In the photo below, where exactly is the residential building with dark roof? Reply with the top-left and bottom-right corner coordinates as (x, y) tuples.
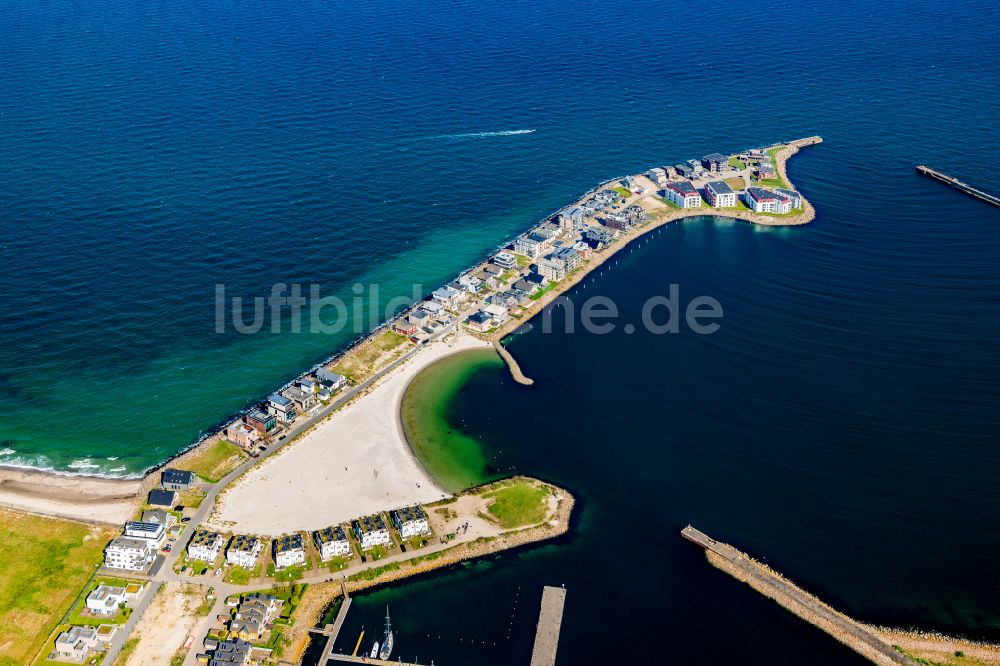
(744, 187), (791, 214)
(161, 468), (195, 491)
(702, 153), (727, 172)
(392, 506), (431, 538)
(704, 180), (737, 208)
(273, 533), (306, 569)
(663, 181), (703, 208)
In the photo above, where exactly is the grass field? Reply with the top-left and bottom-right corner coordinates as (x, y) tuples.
(482, 479), (551, 529)
(0, 508), (117, 666)
(331, 329), (409, 382)
(181, 439), (246, 483)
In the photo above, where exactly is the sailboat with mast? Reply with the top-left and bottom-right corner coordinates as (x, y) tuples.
(379, 606), (394, 660)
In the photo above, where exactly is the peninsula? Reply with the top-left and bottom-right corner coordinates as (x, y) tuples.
(2, 138), (823, 666)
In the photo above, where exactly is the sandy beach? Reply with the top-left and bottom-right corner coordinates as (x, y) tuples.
(207, 332), (491, 534)
(0, 467), (139, 524)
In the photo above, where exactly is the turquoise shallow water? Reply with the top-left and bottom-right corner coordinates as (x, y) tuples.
(3, 0), (999, 475)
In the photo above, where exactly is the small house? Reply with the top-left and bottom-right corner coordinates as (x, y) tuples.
(161, 468), (195, 491)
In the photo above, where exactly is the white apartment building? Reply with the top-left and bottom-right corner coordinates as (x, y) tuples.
(704, 181), (737, 208)
(392, 506), (431, 539)
(745, 187), (792, 214)
(352, 515), (391, 551)
(104, 537), (155, 571)
(226, 535), (263, 569)
(662, 181), (703, 208)
(313, 526), (352, 560)
(188, 530), (224, 563)
(273, 534), (306, 569)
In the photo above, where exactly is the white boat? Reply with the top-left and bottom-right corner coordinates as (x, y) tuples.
(368, 640), (379, 659)
(379, 606), (394, 660)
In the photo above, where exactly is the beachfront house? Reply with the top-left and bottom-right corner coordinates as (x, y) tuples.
(273, 533), (306, 569)
(465, 310), (494, 333)
(704, 181), (737, 208)
(226, 422), (261, 450)
(316, 367), (348, 391)
(702, 153), (727, 172)
(775, 188), (802, 209)
(86, 585), (127, 616)
(395, 319), (418, 336)
(161, 468), (195, 491)
(245, 409), (277, 435)
(494, 251), (518, 270)
(352, 514), (391, 551)
(267, 394), (296, 425)
(54, 626), (100, 662)
(281, 385), (316, 414)
(226, 535), (263, 569)
(141, 508), (167, 524)
(602, 213), (632, 231)
(147, 489), (177, 508)
(662, 181), (703, 208)
(188, 529), (224, 563)
(557, 206), (584, 231)
(457, 273), (482, 293)
(431, 286), (461, 308)
(674, 164), (693, 178)
(391, 506), (431, 539)
(646, 167), (668, 187)
(512, 278), (538, 295)
(744, 187), (792, 214)
(313, 525), (351, 560)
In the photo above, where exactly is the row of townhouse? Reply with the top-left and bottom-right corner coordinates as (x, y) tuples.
(233, 368), (349, 438)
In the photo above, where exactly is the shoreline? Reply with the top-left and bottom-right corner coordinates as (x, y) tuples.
(206, 333), (490, 534)
(0, 136), (821, 521)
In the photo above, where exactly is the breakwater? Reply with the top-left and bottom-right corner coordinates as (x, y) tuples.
(493, 340), (534, 385)
(916, 165), (1000, 208)
(681, 525), (913, 665)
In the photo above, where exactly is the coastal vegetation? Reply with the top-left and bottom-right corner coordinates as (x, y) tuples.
(182, 439), (246, 483)
(0, 508), (116, 666)
(330, 329), (410, 382)
(482, 478), (551, 528)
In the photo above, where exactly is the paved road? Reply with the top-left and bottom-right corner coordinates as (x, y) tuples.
(100, 312), (478, 666)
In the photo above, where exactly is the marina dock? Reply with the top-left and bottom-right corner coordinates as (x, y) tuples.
(315, 581), (353, 665)
(681, 525), (914, 666)
(529, 586), (567, 666)
(916, 165), (1000, 207)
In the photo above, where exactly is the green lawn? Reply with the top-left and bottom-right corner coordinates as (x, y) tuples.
(181, 439), (246, 483)
(223, 564), (259, 585)
(482, 480), (551, 529)
(529, 282), (559, 301)
(0, 508), (117, 666)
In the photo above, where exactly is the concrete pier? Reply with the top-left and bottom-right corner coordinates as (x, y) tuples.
(917, 165), (1000, 207)
(529, 586), (567, 666)
(681, 525), (914, 666)
(317, 580), (353, 665)
(493, 340), (535, 385)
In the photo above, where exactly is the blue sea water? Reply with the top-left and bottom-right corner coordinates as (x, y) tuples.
(2, 0), (1000, 662)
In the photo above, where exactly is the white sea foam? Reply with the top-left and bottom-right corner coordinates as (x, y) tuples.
(106, 456), (119, 461)
(421, 129), (536, 140)
(108, 466), (127, 473)
(0, 448), (14, 456)
(67, 458), (101, 470)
